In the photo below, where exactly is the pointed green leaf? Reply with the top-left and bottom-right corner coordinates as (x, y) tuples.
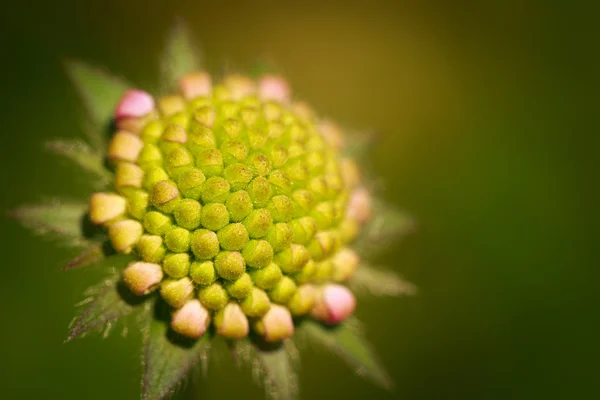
(67, 255), (142, 341)
(62, 241), (107, 271)
(296, 318), (392, 390)
(232, 338), (299, 400)
(356, 201), (416, 256)
(11, 201), (98, 247)
(141, 300), (212, 400)
(64, 60), (130, 149)
(161, 20), (203, 90)
(348, 265), (417, 297)
(46, 139), (112, 187)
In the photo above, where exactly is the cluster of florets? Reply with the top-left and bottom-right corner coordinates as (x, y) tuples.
(89, 71), (373, 341)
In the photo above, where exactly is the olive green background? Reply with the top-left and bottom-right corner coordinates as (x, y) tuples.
(1, 1), (597, 399)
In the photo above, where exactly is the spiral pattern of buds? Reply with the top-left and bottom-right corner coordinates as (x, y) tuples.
(89, 71), (372, 341)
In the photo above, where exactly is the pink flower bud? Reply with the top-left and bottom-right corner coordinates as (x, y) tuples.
(171, 299), (210, 339)
(258, 75), (290, 103)
(114, 89), (155, 120)
(346, 187), (372, 224)
(255, 304), (294, 342)
(179, 72), (212, 100)
(123, 262), (163, 295)
(311, 284), (356, 325)
(89, 193), (126, 225)
(215, 301), (249, 339)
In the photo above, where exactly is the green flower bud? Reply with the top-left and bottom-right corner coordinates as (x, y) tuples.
(176, 168), (206, 199)
(136, 235), (167, 263)
(243, 209), (273, 238)
(160, 123), (187, 144)
(224, 273), (253, 299)
(340, 158), (361, 190)
(143, 211), (173, 236)
(198, 282), (229, 310)
(291, 259), (317, 284)
(287, 284), (316, 316)
(247, 153), (271, 176)
(171, 299), (210, 339)
(214, 302), (249, 339)
(285, 160), (309, 182)
(290, 216), (317, 245)
(115, 162), (144, 194)
(265, 222), (292, 252)
(200, 203), (229, 231)
(339, 219), (360, 244)
(126, 189), (149, 220)
(270, 146), (288, 168)
(240, 287), (271, 317)
(109, 219), (143, 253)
(196, 148), (223, 177)
(193, 105), (216, 128)
(254, 304), (294, 342)
(137, 143), (163, 169)
(291, 189), (314, 217)
(214, 251), (245, 280)
(123, 262), (163, 295)
(173, 199), (202, 230)
(190, 260), (217, 286)
(160, 277), (194, 308)
(247, 176), (273, 208)
(220, 140), (248, 165)
(267, 195), (294, 222)
(250, 262), (283, 290)
(332, 248), (360, 282)
(163, 253), (191, 278)
(314, 260), (334, 282)
(190, 229), (220, 260)
(224, 163), (253, 190)
(187, 125), (215, 153)
(158, 96), (186, 117)
(225, 190), (253, 222)
(165, 146), (193, 179)
(141, 120), (164, 144)
(274, 244), (310, 274)
(307, 232), (336, 261)
(89, 193), (126, 225)
(217, 223), (249, 251)
(164, 227), (191, 253)
(242, 240), (274, 268)
(201, 176), (230, 203)
(311, 201), (335, 229)
(268, 276), (297, 304)
(143, 167), (169, 191)
(108, 131), (143, 162)
(268, 170), (292, 195)
(150, 180), (180, 213)
(247, 127), (268, 149)
(220, 118), (242, 139)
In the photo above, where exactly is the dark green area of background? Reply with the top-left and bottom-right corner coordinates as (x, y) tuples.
(0, 1), (597, 399)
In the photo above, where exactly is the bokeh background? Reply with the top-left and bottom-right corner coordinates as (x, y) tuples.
(1, 1), (597, 399)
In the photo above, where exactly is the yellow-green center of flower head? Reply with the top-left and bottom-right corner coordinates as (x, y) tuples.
(89, 72), (370, 341)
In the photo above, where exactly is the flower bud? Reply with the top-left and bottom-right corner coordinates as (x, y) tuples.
(224, 273), (253, 299)
(136, 234), (167, 263)
(240, 287), (271, 317)
(311, 284), (356, 325)
(314, 260), (334, 282)
(243, 209), (273, 239)
(265, 223), (292, 252)
(189, 229), (220, 260)
(291, 259), (317, 284)
(311, 202), (335, 229)
(290, 216), (317, 245)
(163, 253), (191, 278)
(158, 95), (186, 117)
(187, 125), (216, 153)
(123, 261), (163, 295)
(179, 72), (212, 100)
(331, 248), (360, 282)
(126, 189), (149, 220)
(160, 277), (194, 308)
(108, 131), (143, 162)
(193, 106), (216, 128)
(165, 146), (193, 179)
(287, 284), (316, 316)
(275, 244), (310, 273)
(198, 282), (229, 310)
(254, 304), (294, 342)
(224, 74), (256, 100)
(171, 299), (210, 339)
(164, 227), (191, 253)
(217, 223), (249, 251)
(214, 251), (245, 280)
(250, 262), (283, 290)
(89, 193), (126, 225)
(177, 168), (206, 200)
(109, 219), (143, 253)
(258, 75), (290, 103)
(143, 167), (170, 191)
(143, 211), (173, 236)
(225, 190), (253, 222)
(196, 148), (224, 177)
(150, 181), (180, 213)
(346, 187), (372, 224)
(200, 203), (229, 231)
(115, 89), (155, 122)
(215, 302), (249, 339)
(247, 153), (271, 177)
(115, 162), (144, 194)
(268, 276), (297, 304)
(317, 121), (344, 151)
(173, 199), (202, 230)
(307, 232), (336, 261)
(220, 119), (243, 139)
(338, 219), (359, 244)
(267, 195), (294, 222)
(242, 240), (274, 268)
(224, 163), (253, 190)
(189, 260), (217, 285)
(201, 177), (230, 203)
(247, 177), (273, 208)
(220, 140), (248, 165)
(141, 120), (164, 144)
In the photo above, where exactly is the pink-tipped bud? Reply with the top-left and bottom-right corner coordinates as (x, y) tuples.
(311, 284), (356, 325)
(258, 75), (290, 103)
(254, 304), (294, 342)
(346, 187), (372, 224)
(108, 131), (144, 163)
(171, 299), (211, 339)
(318, 121), (345, 150)
(223, 74), (256, 100)
(89, 193), (126, 225)
(115, 89), (155, 120)
(179, 72), (212, 100)
(332, 248), (360, 282)
(123, 262), (163, 295)
(215, 301), (249, 339)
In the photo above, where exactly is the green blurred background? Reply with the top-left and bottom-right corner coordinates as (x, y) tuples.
(1, 1), (597, 399)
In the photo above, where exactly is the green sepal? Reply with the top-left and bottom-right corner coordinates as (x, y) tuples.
(232, 338), (299, 400)
(62, 240), (108, 271)
(342, 129), (378, 161)
(295, 317), (392, 390)
(348, 265), (417, 297)
(11, 200), (100, 248)
(46, 139), (112, 187)
(141, 298), (212, 400)
(64, 60), (131, 150)
(66, 254), (143, 341)
(161, 19), (203, 91)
